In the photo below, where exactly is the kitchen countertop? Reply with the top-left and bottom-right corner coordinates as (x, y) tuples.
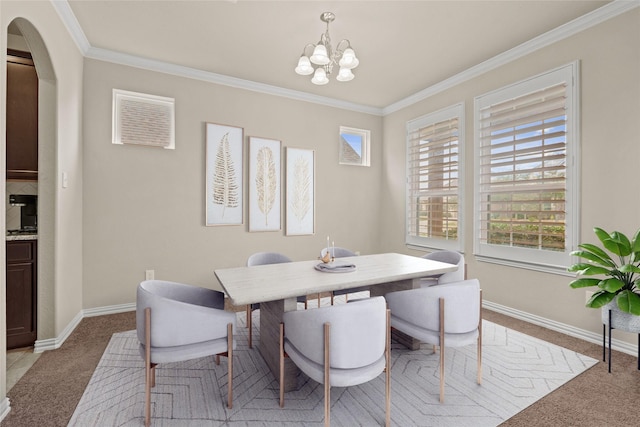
(6, 234), (38, 241)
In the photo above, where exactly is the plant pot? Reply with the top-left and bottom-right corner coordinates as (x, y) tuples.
(601, 301), (640, 333)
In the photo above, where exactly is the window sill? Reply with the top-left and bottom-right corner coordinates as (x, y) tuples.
(475, 254), (575, 277)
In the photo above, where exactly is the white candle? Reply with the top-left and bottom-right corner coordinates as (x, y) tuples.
(332, 241), (335, 259)
(327, 236), (330, 254)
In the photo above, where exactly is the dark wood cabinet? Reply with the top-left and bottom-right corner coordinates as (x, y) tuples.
(6, 49), (38, 181)
(6, 240), (37, 349)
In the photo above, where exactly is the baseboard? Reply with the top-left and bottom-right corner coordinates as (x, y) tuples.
(33, 303), (135, 353)
(34, 310), (83, 353)
(0, 397), (11, 423)
(83, 302), (135, 317)
(483, 300), (639, 357)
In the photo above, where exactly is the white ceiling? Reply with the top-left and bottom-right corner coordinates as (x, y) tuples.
(63, 0), (610, 110)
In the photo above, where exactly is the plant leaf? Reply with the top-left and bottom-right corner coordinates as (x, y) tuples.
(604, 231), (632, 257)
(598, 278), (625, 293)
(587, 290), (615, 308)
(593, 227), (610, 245)
(615, 290), (640, 315)
(569, 278), (601, 288)
(632, 228), (640, 253)
(567, 263), (610, 275)
(571, 248), (615, 267)
(619, 264), (640, 274)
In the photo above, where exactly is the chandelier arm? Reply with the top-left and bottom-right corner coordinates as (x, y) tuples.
(301, 43), (316, 57)
(334, 39), (352, 56)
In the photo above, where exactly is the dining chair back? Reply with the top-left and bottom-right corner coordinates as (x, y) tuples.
(136, 279), (236, 426)
(279, 296), (390, 426)
(420, 250), (466, 286)
(385, 279), (481, 403)
(246, 252), (306, 348)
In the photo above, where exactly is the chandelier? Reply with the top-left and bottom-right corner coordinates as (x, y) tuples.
(294, 12), (359, 85)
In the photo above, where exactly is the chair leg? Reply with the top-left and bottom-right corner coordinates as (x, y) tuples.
(144, 308), (152, 427)
(227, 323), (233, 409)
(324, 322), (331, 427)
(477, 290), (483, 385)
(247, 305), (253, 349)
(385, 309), (391, 427)
(279, 322), (285, 408)
(439, 298), (445, 403)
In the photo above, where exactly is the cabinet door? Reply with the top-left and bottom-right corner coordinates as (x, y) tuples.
(6, 241), (37, 349)
(6, 51), (38, 181)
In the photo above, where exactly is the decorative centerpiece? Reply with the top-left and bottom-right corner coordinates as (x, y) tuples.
(568, 227), (640, 330)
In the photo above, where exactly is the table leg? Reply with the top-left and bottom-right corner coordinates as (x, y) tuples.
(369, 278), (422, 350)
(259, 297), (300, 392)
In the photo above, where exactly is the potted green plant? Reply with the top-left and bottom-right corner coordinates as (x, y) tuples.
(568, 227), (640, 330)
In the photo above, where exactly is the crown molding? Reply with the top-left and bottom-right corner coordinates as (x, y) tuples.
(51, 0), (638, 116)
(382, 0), (640, 115)
(50, 0), (90, 54)
(85, 46), (383, 116)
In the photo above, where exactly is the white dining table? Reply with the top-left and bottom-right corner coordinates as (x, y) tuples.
(214, 252), (457, 391)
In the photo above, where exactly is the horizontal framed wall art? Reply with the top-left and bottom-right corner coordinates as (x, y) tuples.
(249, 136), (282, 232)
(205, 122), (244, 226)
(285, 147), (315, 236)
(339, 126), (370, 167)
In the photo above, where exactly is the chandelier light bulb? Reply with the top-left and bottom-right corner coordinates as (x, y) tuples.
(295, 56), (314, 75)
(336, 67), (355, 82)
(311, 67), (329, 85)
(338, 48), (359, 69)
(310, 44), (330, 65)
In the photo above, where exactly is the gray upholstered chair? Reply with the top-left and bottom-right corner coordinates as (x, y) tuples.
(136, 280), (236, 426)
(320, 247), (368, 304)
(279, 296), (390, 427)
(420, 250), (466, 287)
(246, 252), (307, 348)
(385, 279), (482, 403)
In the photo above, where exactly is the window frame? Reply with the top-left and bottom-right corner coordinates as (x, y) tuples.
(406, 103), (465, 251)
(473, 62), (580, 273)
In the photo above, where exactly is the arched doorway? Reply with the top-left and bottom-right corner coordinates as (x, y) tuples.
(4, 17), (56, 359)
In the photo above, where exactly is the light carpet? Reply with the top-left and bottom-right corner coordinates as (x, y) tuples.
(69, 305), (597, 426)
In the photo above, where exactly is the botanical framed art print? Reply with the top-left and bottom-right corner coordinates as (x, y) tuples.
(205, 122), (244, 226)
(285, 147), (315, 236)
(248, 136), (281, 232)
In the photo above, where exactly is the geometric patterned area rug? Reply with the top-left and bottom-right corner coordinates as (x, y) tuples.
(69, 304), (597, 426)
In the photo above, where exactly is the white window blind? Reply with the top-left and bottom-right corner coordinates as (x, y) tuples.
(474, 63), (579, 270)
(406, 104), (463, 250)
(112, 89), (175, 149)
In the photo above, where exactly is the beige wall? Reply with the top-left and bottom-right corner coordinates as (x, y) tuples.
(81, 59), (383, 308)
(1, 0), (84, 407)
(382, 9), (640, 344)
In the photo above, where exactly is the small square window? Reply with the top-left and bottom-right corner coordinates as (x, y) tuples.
(339, 126), (370, 166)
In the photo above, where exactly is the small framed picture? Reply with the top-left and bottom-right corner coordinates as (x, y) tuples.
(249, 136), (282, 232)
(339, 126), (370, 167)
(205, 122), (244, 226)
(286, 147), (315, 236)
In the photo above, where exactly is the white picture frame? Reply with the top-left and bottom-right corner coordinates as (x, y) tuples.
(249, 136), (281, 232)
(286, 147), (315, 236)
(205, 122), (244, 226)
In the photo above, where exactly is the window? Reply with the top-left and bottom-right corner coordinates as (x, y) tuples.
(112, 89), (175, 149)
(474, 63), (579, 271)
(406, 103), (464, 250)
